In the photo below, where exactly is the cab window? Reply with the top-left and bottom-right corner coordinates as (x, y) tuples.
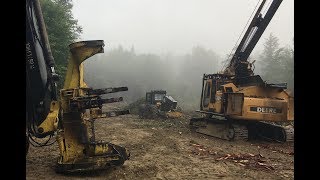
(203, 81), (211, 107)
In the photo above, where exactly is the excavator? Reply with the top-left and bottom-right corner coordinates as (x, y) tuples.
(190, 0), (294, 142)
(26, 0), (130, 173)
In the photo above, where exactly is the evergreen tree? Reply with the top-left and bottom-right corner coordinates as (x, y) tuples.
(259, 33), (294, 92)
(40, 0), (82, 89)
(260, 33), (282, 82)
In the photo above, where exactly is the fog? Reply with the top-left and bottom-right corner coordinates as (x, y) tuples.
(72, 0), (293, 55)
(72, 0), (293, 109)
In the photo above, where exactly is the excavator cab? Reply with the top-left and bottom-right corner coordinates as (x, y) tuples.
(194, 72), (294, 142)
(200, 74), (267, 113)
(200, 74), (233, 114)
(146, 90), (167, 105)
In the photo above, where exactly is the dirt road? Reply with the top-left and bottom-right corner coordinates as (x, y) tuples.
(27, 114), (293, 179)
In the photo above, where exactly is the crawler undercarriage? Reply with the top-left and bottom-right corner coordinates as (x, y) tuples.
(190, 114), (294, 143)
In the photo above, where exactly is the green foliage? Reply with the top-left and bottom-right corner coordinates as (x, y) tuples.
(40, 0), (82, 89)
(258, 33), (294, 92)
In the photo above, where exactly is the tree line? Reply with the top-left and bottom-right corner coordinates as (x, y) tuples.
(41, 0), (294, 110)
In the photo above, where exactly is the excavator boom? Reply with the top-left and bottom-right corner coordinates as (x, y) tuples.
(225, 0), (283, 78)
(26, 0), (59, 140)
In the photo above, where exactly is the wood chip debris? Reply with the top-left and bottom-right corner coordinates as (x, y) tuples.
(216, 153), (275, 171)
(259, 144), (294, 155)
(189, 143), (277, 171)
(190, 143), (218, 156)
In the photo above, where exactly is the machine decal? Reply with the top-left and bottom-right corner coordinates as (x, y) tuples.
(250, 107), (282, 114)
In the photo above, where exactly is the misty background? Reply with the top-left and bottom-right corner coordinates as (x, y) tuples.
(43, 0), (294, 110)
(72, 0), (293, 56)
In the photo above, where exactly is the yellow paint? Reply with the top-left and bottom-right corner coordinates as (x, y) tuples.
(63, 41), (104, 89)
(38, 101), (60, 134)
(166, 111), (183, 118)
(201, 78), (294, 122)
(56, 40), (128, 168)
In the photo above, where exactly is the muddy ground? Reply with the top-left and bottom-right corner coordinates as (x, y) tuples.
(27, 111), (293, 179)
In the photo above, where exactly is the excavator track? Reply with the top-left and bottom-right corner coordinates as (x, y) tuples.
(248, 121), (294, 143)
(284, 125), (294, 142)
(190, 117), (293, 142)
(232, 124), (248, 141)
(190, 117), (248, 141)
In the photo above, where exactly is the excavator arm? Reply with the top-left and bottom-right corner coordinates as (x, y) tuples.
(224, 0), (283, 78)
(26, 0), (59, 140)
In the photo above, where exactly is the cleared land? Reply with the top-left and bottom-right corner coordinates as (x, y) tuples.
(27, 112), (293, 180)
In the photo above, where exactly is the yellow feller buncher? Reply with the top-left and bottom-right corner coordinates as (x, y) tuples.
(190, 0), (294, 142)
(26, 0), (129, 173)
(138, 90), (183, 119)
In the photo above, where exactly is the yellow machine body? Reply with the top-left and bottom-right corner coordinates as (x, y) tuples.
(31, 40), (130, 173)
(190, 0), (293, 142)
(139, 90), (183, 119)
(201, 78), (294, 122)
(190, 74), (294, 142)
(26, 0), (129, 174)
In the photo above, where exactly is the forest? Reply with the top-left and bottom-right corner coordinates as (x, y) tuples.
(40, 0), (294, 110)
(83, 35), (294, 110)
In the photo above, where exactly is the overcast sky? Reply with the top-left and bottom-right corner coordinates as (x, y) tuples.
(72, 0), (293, 56)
